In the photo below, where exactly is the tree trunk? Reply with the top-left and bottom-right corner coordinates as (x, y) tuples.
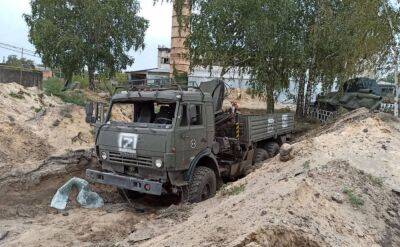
(88, 66), (95, 91)
(62, 71), (73, 91)
(304, 70), (315, 116)
(266, 83), (275, 113)
(296, 74), (306, 118)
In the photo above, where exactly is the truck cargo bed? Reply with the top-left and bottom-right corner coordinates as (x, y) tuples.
(238, 113), (295, 143)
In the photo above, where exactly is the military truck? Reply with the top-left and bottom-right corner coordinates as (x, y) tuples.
(85, 80), (294, 203)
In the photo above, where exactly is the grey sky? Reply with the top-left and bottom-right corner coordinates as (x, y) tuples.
(0, 0), (172, 70)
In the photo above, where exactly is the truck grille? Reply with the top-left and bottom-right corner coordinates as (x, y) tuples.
(108, 151), (153, 167)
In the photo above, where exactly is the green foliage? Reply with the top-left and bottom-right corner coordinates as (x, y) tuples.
(43, 78), (87, 106)
(72, 74), (89, 89)
(24, 0), (149, 89)
(5, 55), (35, 69)
(9, 92), (25, 100)
(32, 106), (43, 113)
(367, 174), (384, 187)
(167, 0), (397, 114)
(303, 160), (311, 170)
(343, 188), (364, 207)
(221, 183), (246, 196)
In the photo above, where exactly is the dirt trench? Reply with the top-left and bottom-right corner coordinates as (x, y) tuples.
(0, 150), (96, 219)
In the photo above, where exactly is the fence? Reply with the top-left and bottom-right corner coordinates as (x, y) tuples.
(0, 65), (42, 87)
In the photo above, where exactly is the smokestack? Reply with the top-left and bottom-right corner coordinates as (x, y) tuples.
(170, 0), (190, 82)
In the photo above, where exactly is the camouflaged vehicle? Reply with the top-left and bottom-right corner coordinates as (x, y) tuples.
(315, 77), (383, 112)
(85, 80), (294, 202)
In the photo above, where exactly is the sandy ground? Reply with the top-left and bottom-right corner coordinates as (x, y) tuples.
(223, 88), (296, 114)
(0, 83), (399, 246)
(134, 109), (400, 247)
(0, 83), (93, 180)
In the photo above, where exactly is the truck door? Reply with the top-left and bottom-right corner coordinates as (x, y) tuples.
(175, 103), (207, 170)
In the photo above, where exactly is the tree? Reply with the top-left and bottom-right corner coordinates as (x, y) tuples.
(5, 55), (35, 69)
(294, 0), (395, 117)
(188, 0), (300, 113)
(25, 0), (148, 91)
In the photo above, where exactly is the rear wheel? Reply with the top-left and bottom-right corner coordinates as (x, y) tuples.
(253, 148), (270, 164)
(183, 166), (217, 203)
(264, 142), (280, 157)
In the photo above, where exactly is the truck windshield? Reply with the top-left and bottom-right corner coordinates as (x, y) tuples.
(108, 101), (177, 128)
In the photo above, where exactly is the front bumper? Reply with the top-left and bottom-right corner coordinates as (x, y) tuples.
(86, 169), (163, 195)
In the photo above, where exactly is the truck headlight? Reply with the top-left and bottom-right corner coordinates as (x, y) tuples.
(100, 151), (107, 160)
(155, 159), (163, 168)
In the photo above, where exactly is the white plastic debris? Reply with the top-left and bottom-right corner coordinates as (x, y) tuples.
(50, 177), (104, 210)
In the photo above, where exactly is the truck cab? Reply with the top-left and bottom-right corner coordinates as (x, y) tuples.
(86, 81), (294, 202)
(86, 86), (221, 202)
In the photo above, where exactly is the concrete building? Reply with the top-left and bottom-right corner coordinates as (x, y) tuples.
(126, 46), (251, 89)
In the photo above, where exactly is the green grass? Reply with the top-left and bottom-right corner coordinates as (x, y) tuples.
(221, 184), (246, 196)
(9, 92), (25, 99)
(42, 78), (87, 106)
(303, 160), (311, 170)
(33, 107), (43, 113)
(367, 174), (384, 187)
(343, 188), (364, 207)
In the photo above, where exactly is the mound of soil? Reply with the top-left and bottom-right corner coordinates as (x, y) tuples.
(132, 109), (400, 246)
(0, 83), (93, 178)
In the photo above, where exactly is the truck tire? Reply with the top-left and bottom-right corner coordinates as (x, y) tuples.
(253, 148), (270, 164)
(118, 188), (144, 200)
(264, 142), (280, 157)
(184, 166), (217, 203)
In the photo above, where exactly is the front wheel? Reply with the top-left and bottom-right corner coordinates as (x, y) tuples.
(182, 166), (217, 203)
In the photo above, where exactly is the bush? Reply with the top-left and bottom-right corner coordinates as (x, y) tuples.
(343, 188), (364, 207)
(220, 183), (246, 196)
(42, 78), (87, 106)
(72, 74), (89, 89)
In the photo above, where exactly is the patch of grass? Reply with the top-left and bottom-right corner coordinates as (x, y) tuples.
(221, 183), (246, 196)
(343, 188), (364, 207)
(303, 160), (311, 170)
(9, 92), (24, 99)
(33, 107), (43, 113)
(43, 78), (87, 106)
(367, 174), (384, 187)
(72, 74), (89, 89)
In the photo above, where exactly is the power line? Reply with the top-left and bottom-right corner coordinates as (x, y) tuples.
(0, 42), (36, 54)
(0, 42), (40, 58)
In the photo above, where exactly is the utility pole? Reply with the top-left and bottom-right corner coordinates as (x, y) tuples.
(20, 48), (24, 85)
(383, 1), (399, 117)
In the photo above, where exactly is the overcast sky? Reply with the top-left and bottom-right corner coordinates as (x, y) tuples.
(0, 0), (172, 70)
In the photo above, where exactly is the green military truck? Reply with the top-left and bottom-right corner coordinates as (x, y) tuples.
(85, 80), (294, 202)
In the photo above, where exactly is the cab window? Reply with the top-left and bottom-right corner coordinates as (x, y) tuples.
(179, 104), (203, 126)
(189, 105), (203, 126)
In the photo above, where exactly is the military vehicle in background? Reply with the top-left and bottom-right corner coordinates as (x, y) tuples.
(312, 77), (383, 122)
(85, 80), (294, 203)
(378, 81), (396, 113)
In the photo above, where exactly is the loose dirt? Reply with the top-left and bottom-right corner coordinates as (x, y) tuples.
(0, 83), (93, 180)
(130, 109), (400, 247)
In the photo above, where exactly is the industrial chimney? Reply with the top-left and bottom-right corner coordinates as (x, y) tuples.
(170, 0), (190, 82)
